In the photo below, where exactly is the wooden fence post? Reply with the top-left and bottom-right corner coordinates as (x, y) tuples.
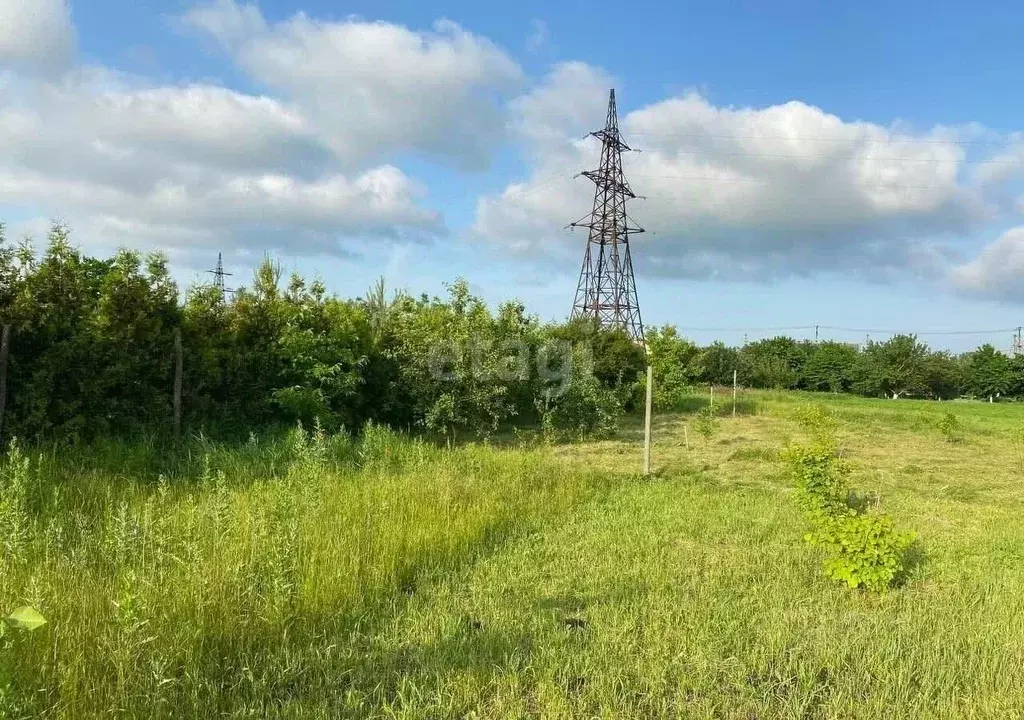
(0, 324), (10, 446)
(173, 328), (182, 442)
(732, 370), (738, 418)
(643, 365), (653, 476)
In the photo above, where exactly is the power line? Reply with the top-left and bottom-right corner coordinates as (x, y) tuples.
(621, 130), (1004, 147)
(672, 324), (1020, 337)
(621, 148), (1022, 166)
(631, 173), (965, 190)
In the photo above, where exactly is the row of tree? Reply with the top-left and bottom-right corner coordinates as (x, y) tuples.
(0, 225), (646, 443)
(647, 326), (1021, 406)
(2, 224), (1019, 444)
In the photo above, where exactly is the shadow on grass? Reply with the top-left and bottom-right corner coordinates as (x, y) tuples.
(662, 396), (762, 416)
(896, 542), (928, 587)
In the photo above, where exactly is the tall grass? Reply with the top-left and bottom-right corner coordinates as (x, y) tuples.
(0, 425), (621, 717)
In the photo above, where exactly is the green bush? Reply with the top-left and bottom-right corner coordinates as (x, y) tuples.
(805, 509), (915, 591)
(786, 405), (916, 592)
(538, 346), (621, 442)
(692, 406), (719, 443)
(937, 412), (963, 444)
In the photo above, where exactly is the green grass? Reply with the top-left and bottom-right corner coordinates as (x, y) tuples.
(3, 392), (1024, 717)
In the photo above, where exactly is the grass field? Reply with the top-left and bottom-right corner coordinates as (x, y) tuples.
(1, 392), (1023, 718)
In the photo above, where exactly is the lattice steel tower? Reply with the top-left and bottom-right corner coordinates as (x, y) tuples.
(207, 253), (233, 297)
(569, 89), (645, 344)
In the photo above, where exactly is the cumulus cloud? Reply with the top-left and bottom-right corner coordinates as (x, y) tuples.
(474, 62), (994, 282)
(950, 227), (1024, 302)
(181, 0), (523, 170)
(0, 67), (441, 259)
(1, 4), (503, 265)
(0, 0), (75, 74)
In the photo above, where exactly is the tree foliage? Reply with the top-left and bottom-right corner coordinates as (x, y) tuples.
(3, 223), (1024, 447)
(0, 226), (639, 443)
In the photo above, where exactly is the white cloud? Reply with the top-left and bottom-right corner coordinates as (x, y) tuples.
(0, 66), (441, 263)
(950, 227), (1024, 301)
(526, 19), (549, 53)
(181, 0), (523, 170)
(474, 62), (993, 281)
(0, 0), (75, 74)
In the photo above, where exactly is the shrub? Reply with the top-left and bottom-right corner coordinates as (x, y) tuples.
(786, 406), (916, 592)
(537, 346), (621, 442)
(937, 412), (963, 444)
(805, 510), (915, 591)
(692, 406), (719, 443)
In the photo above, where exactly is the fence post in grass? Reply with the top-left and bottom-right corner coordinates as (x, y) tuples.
(710, 384), (714, 409)
(644, 365), (653, 476)
(0, 324), (9, 446)
(173, 327), (182, 442)
(733, 370), (738, 418)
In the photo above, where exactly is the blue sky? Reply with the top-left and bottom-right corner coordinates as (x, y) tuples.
(5, 0), (1024, 351)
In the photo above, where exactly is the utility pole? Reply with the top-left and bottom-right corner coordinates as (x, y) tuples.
(569, 89), (646, 344)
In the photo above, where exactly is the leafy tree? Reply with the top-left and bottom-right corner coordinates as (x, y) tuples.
(803, 341), (859, 393)
(923, 350), (964, 400)
(550, 319), (645, 393)
(698, 341), (740, 386)
(740, 337), (806, 389)
(965, 344), (1012, 402)
(853, 334), (930, 399)
(646, 325), (702, 410)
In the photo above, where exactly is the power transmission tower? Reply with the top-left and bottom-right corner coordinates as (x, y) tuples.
(206, 253), (233, 298)
(569, 89), (645, 344)
(1013, 327), (1023, 357)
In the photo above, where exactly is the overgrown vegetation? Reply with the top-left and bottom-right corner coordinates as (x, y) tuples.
(0, 224), (643, 444)
(3, 223), (1022, 448)
(0, 425), (621, 716)
(2, 389), (1024, 716)
(786, 405), (915, 591)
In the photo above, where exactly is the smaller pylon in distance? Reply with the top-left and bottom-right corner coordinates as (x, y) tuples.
(206, 252), (233, 297)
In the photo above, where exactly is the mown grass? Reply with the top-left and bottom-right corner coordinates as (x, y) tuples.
(3, 391), (1024, 718)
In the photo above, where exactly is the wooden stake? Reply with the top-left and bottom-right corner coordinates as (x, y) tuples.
(0, 325), (10, 446)
(684, 424), (689, 450)
(732, 369), (738, 418)
(643, 365), (653, 476)
(710, 384), (714, 408)
(173, 328), (183, 442)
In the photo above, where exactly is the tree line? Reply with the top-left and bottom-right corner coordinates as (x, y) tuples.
(1, 224), (1019, 444)
(0, 225), (646, 444)
(647, 325), (1022, 407)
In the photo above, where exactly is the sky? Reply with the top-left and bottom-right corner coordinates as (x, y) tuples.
(4, 0), (1024, 351)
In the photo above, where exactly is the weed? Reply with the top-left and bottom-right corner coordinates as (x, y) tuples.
(693, 407), (720, 443)
(937, 412), (963, 444)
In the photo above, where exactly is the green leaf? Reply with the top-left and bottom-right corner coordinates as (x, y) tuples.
(6, 606), (47, 631)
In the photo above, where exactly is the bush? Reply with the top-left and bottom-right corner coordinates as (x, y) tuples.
(786, 405), (916, 592)
(805, 509), (915, 592)
(692, 406), (719, 443)
(537, 345), (621, 442)
(937, 412), (963, 444)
